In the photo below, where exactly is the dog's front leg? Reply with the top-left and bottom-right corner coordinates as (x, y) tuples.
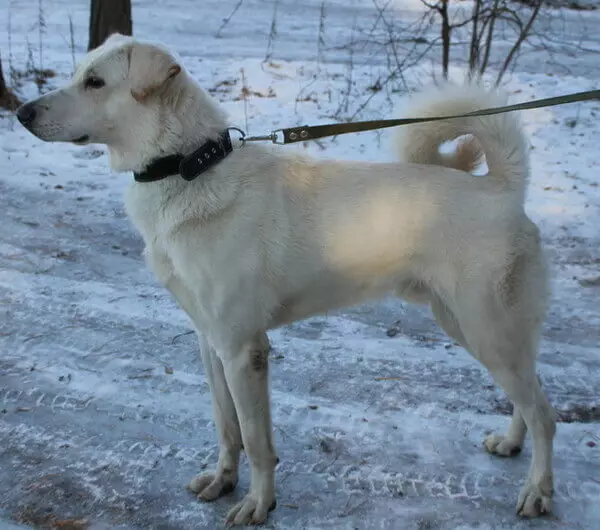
(188, 334), (243, 501)
(159, 272), (243, 501)
(217, 332), (277, 526)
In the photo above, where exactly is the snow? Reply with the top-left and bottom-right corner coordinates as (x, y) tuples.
(1, 0), (599, 529)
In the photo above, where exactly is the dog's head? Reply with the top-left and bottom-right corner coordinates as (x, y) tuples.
(17, 34), (185, 166)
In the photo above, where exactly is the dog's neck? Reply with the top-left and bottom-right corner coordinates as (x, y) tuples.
(108, 72), (229, 174)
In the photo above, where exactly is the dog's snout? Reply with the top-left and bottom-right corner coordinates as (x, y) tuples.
(16, 103), (37, 127)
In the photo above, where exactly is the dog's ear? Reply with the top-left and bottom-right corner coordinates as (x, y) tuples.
(128, 44), (181, 102)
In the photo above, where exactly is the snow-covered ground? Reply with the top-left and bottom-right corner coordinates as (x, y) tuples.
(1, 0), (599, 529)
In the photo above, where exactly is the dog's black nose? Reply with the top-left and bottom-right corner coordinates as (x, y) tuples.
(16, 104), (37, 126)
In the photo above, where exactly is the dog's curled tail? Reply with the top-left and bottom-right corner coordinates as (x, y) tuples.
(395, 84), (529, 203)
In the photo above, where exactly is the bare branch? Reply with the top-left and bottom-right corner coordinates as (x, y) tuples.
(496, 0), (543, 84)
(480, 0), (500, 76)
(215, 0), (244, 38)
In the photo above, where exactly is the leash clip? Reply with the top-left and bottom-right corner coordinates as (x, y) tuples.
(243, 131), (281, 144)
(232, 128), (286, 145)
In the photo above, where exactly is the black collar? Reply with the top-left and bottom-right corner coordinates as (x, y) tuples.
(133, 130), (234, 183)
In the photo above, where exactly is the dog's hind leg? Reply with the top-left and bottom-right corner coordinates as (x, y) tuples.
(452, 245), (555, 517)
(482, 360), (555, 517)
(431, 294), (469, 349)
(431, 295), (528, 456)
(484, 380), (548, 459)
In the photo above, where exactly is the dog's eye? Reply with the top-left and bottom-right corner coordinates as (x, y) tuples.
(84, 76), (105, 90)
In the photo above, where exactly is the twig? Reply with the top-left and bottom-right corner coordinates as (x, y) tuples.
(295, 0), (327, 115)
(171, 330), (195, 345)
(334, 16), (358, 119)
(68, 15), (76, 75)
(264, 0), (280, 64)
(215, 0), (244, 38)
(37, 0), (45, 93)
(346, 36), (439, 122)
(8, 3), (14, 87)
(240, 67), (249, 133)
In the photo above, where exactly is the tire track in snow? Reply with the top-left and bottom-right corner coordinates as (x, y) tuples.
(1, 373), (597, 512)
(1, 416), (597, 523)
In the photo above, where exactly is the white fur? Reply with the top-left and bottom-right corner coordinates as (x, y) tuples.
(19, 36), (557, 525)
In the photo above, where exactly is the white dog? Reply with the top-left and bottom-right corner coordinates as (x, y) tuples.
(18, 34), (556, 526)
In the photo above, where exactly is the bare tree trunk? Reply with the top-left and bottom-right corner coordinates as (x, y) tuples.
(0, 54), (20, 110)
(439, 0), (450, 80)
(468, 0), (482, 76)
(479, 0), (500, 76)
(88, 0), (132, 51)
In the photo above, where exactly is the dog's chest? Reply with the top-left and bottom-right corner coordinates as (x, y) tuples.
(123, 184), (180, 284)
(124, 183), (167, 243)
(124, 182), (239, 296)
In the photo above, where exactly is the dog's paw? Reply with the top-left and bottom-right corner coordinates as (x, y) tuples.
(225, 493), (276, 526)
(516, 477), (553, 517)
(187, 469), (237, 501)
(483, 433), (522, 457)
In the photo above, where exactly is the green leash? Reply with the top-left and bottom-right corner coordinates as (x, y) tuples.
(241, 89), (600, 145)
